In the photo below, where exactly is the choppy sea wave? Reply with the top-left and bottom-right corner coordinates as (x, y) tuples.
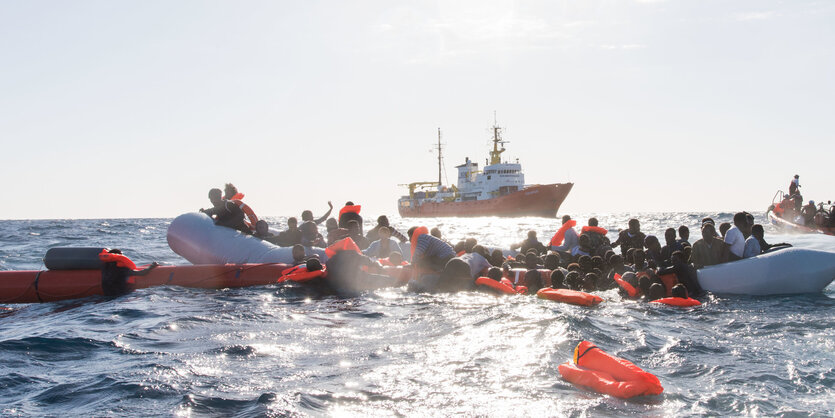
(1, 212), (834, 416)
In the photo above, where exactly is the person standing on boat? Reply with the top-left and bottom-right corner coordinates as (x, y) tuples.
(789, 175), (801, 196)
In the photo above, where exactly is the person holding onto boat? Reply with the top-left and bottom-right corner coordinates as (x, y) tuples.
(408, 226), (457, 274)
(691, 223), (728, 268)
(254, 220), (281, 245)
(657, 250), (702, 296)
(801, 200), (818, 225)
(200, 188), (251, 234)
(611, 219), (646, 256)
(750, 224), (791, 253)
(724, 212), (752, 261)
(366, 216), (408, 243)
(346, 220), (370, 250)
(223, 183), (259, 233)
(550, 215), (579, 253)
(511, 230), (547, 254)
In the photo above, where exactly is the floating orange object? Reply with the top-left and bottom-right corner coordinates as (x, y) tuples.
(558, 341), (663, 399)
(537, 288), (602, 306)
(276, 265), (327, 284)
(475, 277), (517, 294)
(613, 273), (639, 298)
(651, 297), (701, 307)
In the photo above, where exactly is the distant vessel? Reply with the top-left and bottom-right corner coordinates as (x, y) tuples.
(398, 119), (573, 218)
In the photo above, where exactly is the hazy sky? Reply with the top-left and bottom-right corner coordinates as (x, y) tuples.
(1, 0), (833, 220)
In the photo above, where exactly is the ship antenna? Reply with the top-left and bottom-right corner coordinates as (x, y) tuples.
(437, 128), (442, 186)
(489, 113), (508, 165)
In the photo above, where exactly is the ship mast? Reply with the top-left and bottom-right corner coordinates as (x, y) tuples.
(437, 128), (442, 185)
(489, 113), (507, 165)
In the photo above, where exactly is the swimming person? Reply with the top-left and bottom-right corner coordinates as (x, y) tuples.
(200, 188), (251, 234)
(277, 217), (302, 246)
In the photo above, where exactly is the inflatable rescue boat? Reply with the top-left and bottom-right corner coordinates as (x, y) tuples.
(696, 248), (835, 295)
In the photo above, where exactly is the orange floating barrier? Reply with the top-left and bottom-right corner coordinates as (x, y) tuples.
(558, 341), (663, 399)
(475, 277), (517, 295)
(650, 297), (701, 307)
(537, 288), (602, 306)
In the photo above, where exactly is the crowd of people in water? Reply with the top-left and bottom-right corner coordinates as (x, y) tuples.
(199, 183), (797, 302)
(771, 175), (835, 228)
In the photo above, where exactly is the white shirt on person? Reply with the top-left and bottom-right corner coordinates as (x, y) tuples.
(724, 226), (745, 258)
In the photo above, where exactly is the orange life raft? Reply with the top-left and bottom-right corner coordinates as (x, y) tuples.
(537, 288), (603, 306)
(475, 277), (518, 295)
(558, 341), (664, 399)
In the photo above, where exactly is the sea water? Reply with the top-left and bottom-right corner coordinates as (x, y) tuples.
(1, 212), (833, 416)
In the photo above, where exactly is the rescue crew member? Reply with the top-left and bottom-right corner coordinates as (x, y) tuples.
(200, 188), (251, 234)
(223, 183), (259, 232)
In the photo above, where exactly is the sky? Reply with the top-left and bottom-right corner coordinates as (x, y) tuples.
(1, 0), (833, 220)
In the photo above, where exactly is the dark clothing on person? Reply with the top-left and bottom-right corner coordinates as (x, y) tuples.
(659, 241), (685, 267)
(366, 225), (408, 243)
(611, 230), (646, 255)
(203, 201), (250, 234)
(658, 261), (703, 296)
(277, 228), (302, 247)
(514, 237), (547, 254)
(338, 212), (363, 235)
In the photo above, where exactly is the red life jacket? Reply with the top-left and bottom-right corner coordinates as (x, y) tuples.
(581, 225), (608, 235)
(550, 220), (577, 247)
(325, 237), (362, 258)
(339, 205), (361, 218)
(98, 249), (137, 270)
(277, 265), (326, 283)
(410, 226), (429, 258)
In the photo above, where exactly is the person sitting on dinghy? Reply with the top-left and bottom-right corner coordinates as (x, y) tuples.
(200, 188), (251, 234)
(691, 223), (728, 269)
(723, 212), (751, 261)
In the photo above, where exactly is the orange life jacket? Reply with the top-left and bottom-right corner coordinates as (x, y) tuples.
(651, 297), (701, 307)
(658, 273), (678, 297)
(230, 199), (258, 230)
(325, 237), (362, 258)
(550, 220), (577, 247)
(613, 273), (639, 298)
(558, 341), (664, 399)
(339, 205), (361, 218)
(581, 225), (608, 235)
(410, 226), (429, 258)
(504, 268), (528, 286)
(475, 277), (517, 295)
(277, 265), (327, 283)
(98, 249), (137, 270)
(537, 288), (603, 306)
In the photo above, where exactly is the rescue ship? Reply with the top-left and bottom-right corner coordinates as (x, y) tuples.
(398, 120), (573, 218)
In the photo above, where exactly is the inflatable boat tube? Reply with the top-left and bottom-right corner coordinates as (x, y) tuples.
(0, 263), (290, 304)
(558, 341), (663, 399)
(167, 212), (327, 265)
(537, 288), (602, 306)
(696, 248), (835, 295)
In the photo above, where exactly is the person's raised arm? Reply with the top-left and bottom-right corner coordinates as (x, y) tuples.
(314, 201), (334, 225)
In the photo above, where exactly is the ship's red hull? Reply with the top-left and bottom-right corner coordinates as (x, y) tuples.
(398, 183), (573, 218)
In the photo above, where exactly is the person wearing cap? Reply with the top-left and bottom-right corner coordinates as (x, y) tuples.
(789, 175), (801, 196)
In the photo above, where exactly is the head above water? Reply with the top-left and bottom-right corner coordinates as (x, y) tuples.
(301, 210), (313, 222)
(678, 225), (690, 241)
(377, 215), (389, 227)
(671, 284), (688, 299)
(431, 227), (442, 239)
(325, 218), (338, 231)
(388, 251), (403, 265)
(527, 230), (537, 239)
(255, 220), (269, 236)
(664, 228), (677, 244)
(347, 220), (360, 235)
(292, 244), (305, 261)
(648, 283), (665, 300)
(550, 269), (566, 289)
(287, 217), (298, 229)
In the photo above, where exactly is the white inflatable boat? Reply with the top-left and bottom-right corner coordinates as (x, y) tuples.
(167, 212), (327, 265)
(697, 248), (835, 295)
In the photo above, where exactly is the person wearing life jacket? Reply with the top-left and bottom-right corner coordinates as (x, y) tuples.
(364, 226), (400, 258)
(325, 243), (398, 295)
(99, 249), (159, 296)
(550, 215), (579, 253)
(301, 201), (333, 226)
(223, 183), (259, 233)
(610, 218), (645, 256)
(408, 226), (456, 274)
(657, 250), (702, 296)
(276, 217), (302, 247)
(338, 201), (363, 234)
(579, 218), (610, 256)
(200, 188), (251, 234)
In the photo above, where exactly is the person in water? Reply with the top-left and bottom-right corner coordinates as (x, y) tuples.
(366, 216), (407, 243)
(511, 231), (547, 254)
(326, 217), (349, 245)
(659, 228), (683, 267)
(647, 283), (665, 301)
(658, 250), (702, 296)
(338, 201), (363, 234)
(677, 225), (690, 247)
(254, 220), (282, 245)
(571, 234), (593, 259)
(364, 226), (400, 258)
(200, 188), (251, 234)
(611, 219), (646, 256)
(724, 212), (752, 261)
(291, 244), (306, 265)
(580, 217), (610, 256)
(691, 223), (728, 269)
(670, 283), (689, 299)
(550, 215), (579, 253)
(301, 201), (333, 226)
(223, 183), (259, 233)
(644, 235), (664, 267)
(346, 220), (370, 250)
(408, 226), (457, 274)
(277, 217), (302, 247)
(299, 220), (326, 247)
